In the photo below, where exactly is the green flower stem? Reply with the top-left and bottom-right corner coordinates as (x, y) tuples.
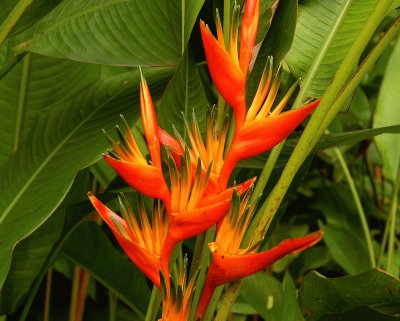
(144, 285), (161, 321)
(333, 147), (376, 267)
(249, 141), (285, 205)
(378, 216), (390, 267)
(387, 166), (400, 274)
(0, 0), (33, 46)
(214, 282), (242, 321)
(223, 0), (231, 48)
(203, 286), (224, 321)
(108, 292), (117, 321)
(250, 0), (395, 247)
(188, 228), (215, 321)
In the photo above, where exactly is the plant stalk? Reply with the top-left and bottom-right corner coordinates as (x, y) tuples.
(387, 166), (400, 274)
(333, 147), (376, 267)
(144, 285), (161, 321)
(43, 269), (52, 321)
(0, 0), (33, 46)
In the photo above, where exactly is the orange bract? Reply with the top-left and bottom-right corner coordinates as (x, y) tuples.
(88, 193), (168, 288)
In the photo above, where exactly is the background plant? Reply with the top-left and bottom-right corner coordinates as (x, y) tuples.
(0, 0), (399, 321)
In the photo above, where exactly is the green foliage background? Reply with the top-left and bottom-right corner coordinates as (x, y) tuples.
(0, 0), (399, 320)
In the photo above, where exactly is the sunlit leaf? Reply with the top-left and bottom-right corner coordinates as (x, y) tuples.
(373, 38), (400, 181)
(286, 0), (377, 97)
(0, 67), (173, 288)
(13, 0), (203, 67)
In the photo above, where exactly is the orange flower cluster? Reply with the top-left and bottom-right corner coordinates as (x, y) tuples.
(88, 0), (322, 319)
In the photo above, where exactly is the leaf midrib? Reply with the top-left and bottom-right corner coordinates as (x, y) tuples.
(0, 84), (128, 225)
(21, 0), (129, 43)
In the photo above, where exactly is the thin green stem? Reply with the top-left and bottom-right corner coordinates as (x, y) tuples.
(249, 142), (284, 205)
(293, 0), (353, 108)
(0, 0), (33, 46)
(214, 282), (242, 321)
(223, 0), (231, 48)
(378, 218), (390, 267)
(144, 285), (161, 321)
(43, 269), (52, 321)
(108, 292), (117, 321)
(203, 286), (224, 321)
(13, 53), (31, 152)
(333, 147), (375, 267)
(188, 228), (215, 321)
(387, 166), (400, 274)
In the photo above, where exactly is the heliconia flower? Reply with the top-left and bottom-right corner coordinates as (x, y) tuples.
(218, 59), (320, 187)
(160, 150), (256, 277)
(159, 258), (199, 321)
(88, 192), (168, 288)
(200, 0), (260, 128)
(201, 2), (319, 188)
(103, 75), (171, 210)
(196, 191), (323, 318)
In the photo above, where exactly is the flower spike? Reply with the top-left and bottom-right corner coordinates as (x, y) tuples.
(200, 0), (260, 128)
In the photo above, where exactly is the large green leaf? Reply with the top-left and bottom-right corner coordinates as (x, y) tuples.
(61, 222), (150, 318)
(158, 50), (209, 136)
(373, 38), (400, 181)
(13, 0), (204, 66)
(0, 170), (91, 314)
(286, 0), (377, 97)
(0, 67), (173, 288)
(0, 39), (100, 164)
(299, 269), (400, 321)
